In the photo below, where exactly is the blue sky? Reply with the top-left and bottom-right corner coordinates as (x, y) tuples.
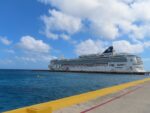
(0, 0), (150, 70)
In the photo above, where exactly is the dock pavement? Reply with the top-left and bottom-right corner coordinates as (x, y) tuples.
(54, 81), (150, 113)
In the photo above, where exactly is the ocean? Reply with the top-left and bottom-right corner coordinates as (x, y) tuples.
(0, 69), (149, 112)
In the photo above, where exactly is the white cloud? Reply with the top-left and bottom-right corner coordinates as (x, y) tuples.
(59, 34), (70, 40)
(143, 58), (150, 61)
(39, 0), (150, 40)
(0, 36), (12, 45)
(121, 0), (135, 4)
(131, 0), (150, 22)
(75, 39), (107, 55)
(15, 56), (37, 63)
(5, 49), (15, 54)
(15, 54), (56, 63)
(113, 40), (144, 53)
(17, 35), (50, 53)
(129, 24), (150, 39)
(39, 0), (100, 18)
(144, 41), (150, 48)
(41, 9), (82, 39)
(75, 39), (149, 55)
(0, 59), (13, 64)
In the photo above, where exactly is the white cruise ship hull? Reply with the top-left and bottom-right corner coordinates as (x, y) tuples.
(49, 46), (145, 73)
(49, 65), (145, 73)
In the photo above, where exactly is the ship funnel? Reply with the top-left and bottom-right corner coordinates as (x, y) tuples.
(103, 46), (114, 54)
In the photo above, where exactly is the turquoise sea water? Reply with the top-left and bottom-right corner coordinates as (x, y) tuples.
(0, 70), (149, 112)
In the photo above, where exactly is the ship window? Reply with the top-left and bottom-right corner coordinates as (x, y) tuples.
(117, 64), (125, 66)
(130, 59), (133, 62)
(109, 64), (114, 66)
(116, 67), (122, 68)
(130, 66), (133, 70)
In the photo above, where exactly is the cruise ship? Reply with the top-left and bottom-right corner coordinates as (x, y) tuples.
(48, 46), (145, 73)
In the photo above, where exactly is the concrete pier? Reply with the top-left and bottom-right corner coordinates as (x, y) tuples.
(54, 81), (150, 113)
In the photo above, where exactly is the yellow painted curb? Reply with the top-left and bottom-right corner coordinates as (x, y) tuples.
(4, 78), (150, 113)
